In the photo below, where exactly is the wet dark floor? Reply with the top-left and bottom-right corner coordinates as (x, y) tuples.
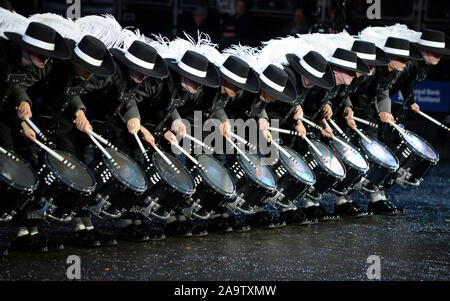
(0, 162), (449, 281)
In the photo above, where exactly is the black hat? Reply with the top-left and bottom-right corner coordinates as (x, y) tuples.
(5, 22), (71, 59)
(70, 35), (115, 76)
(351, 40), (390, 66)
(328, 48), (370, 74)
(110, 40), (168, 78)
(165, 50), (220, 88)
(218, 55), (260, 93)
(416, 29), (450, 56)
(286, 51), (335, 89)
(259, 64), (296, 103)
(383, 37), (422, 60)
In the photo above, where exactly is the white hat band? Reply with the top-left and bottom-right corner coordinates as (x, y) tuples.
(125, 51), (155, 70)
(22, 34), (55, 51)
(329, 57), (357, 69)
(356, 52), (377, 60)
(177, 60), (207, 78)
(383, 46), (409, 57)
(299, 58), (325, 78)
(259, 73), (285, 92)
(418, 39), (445, 49)
(75, 46), (103, 66)
(220, 66), (247, 84)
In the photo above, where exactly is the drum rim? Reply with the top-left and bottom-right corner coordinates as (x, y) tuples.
(196, 154), (236, 197)
(309, 140), (347, 179)
(236, 151), (277, 191)
(329, 139), (369, 173)
(358, 137), (399, 171)
(279, 146), (316, 185)
(151, 151), (195, 195)
(400, 130), (439, 163)
(46, 150), (97, 193)
(0, 148), (39, 192)
(103, 148), (148, 193)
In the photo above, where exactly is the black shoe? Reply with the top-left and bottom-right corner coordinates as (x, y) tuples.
(208, 217), (233, 233)
(247, 212), (276, 229)
(118, 225), (150, 242)
(137, 224), (165, 241)
(89, 229), (118, 246)
(190, 224), (208, 237)
(10, 234), (48, 253)
(165, 221), (193, 238)
(283, 209), (319, 225)
(71, 229), (101, 248)
(1, 246), (8, 256)
(229, 217), (251, 232)
(368, 200), (404, 216)
(44, 237), (65, 251)
(304, 205), (340, 221)
(335, 202), (369, 218)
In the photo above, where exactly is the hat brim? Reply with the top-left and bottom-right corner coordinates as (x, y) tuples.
(359, 46), (391, 66)
(165, 58), (220, 88)
(110, 48), (168, 79)
(286, 53), (335, 89)
(5, 31), (71, 60)
(416, 38), (450, 56)
(385, 43), (423, 61)
(260, 76), (296, 103)
(329, 56), (370, 75)
(70, 42), (115, 76)
(219, 66), (260, 93)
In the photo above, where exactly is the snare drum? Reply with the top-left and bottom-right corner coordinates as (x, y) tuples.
(389, 129), (439, 186)
(89, 148), (147, 218)
(267, 146), (315, 209)
(33, 151), (96, 222)
(328, 139), (369, 195)
(358, 137), (399, 192)
(0, 149), (38, 221)
(137, 151), (195, 221)
(301, 140), (346, 200)
(226, 152), (277, 215)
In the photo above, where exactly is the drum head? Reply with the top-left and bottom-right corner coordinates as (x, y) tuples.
(402, 130), (438, 162)
(279, 146), (315, 185)
(237, 152), (277, 191)
(0, 150), (38, 191)
(330, 139), (369, 171)
(47, 151), (96, 193)
(103, 149), (147, 193)
(152, 151), (195, 195)
(310, 140), (346, 179)
(197, 155), (235, 197)
(359, 137), (399, 170)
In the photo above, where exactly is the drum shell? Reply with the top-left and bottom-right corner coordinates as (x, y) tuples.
(270, 159), (311, 203)
(0, 182), (35, 220)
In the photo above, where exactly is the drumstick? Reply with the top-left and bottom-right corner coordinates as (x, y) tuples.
(353, 116), (378, 128)
(184, 134), (214, 152)
(303, 136), (324, 159)
(34, 139), (75, 169)
(299, 116), (323, 131)
(25, 118), (48, 142)
(417, 111), (450, 131)
(268, 126), (300, 136)
(327, 119), (350, 141)
(153, 144), (179, 173)
(0, 146), (19, 162)
(387, 120), (406, 135)
(269, 139), (296, 162)
(133, 133), (150, 163)
(353, 127), (372, 144)
(87, 130), (116, 149)
(172, 143), (207, 173)
(229, 132), (257, 150)
(89, 135), (120, 169)
(225, 137), (256, 169)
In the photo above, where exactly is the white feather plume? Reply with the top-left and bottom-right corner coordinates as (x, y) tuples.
(299, 33), (339, 60)
(260, 35), (311, 66)
(359, 23), (421, 48)
(75, 14), (124, 48)
(0, 7), (29, 39)
(325, 31), (356, 50)
(119, 27), (148, 50)
(28, 13), (83, 43)
(146, 33), (172, 57)
(386, 23), (421, 42)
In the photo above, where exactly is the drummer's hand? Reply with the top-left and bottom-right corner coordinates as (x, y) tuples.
(140, 126), (155, 147)
(320, 120), (334, 137)
(293, 105), (303, 121)
(379, 112), (394, 123)
(164, 130), (178, 145)
(321, 104), (333, 120)
(17, 101), (32, 120)
(75, 110), (92, 133)
(258, 118), (270, 131)
(171, 119), (186, 136)
(21, 121), (36, 142)
(346, 118), (357, 130)
(219, 121), (231, 139)
(343, 106), (354, 120)
(295, 120), (307, 138)
(127, 117), (141, 134)
(262, 129), (272, 142)
(410, 103), (420, 113)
